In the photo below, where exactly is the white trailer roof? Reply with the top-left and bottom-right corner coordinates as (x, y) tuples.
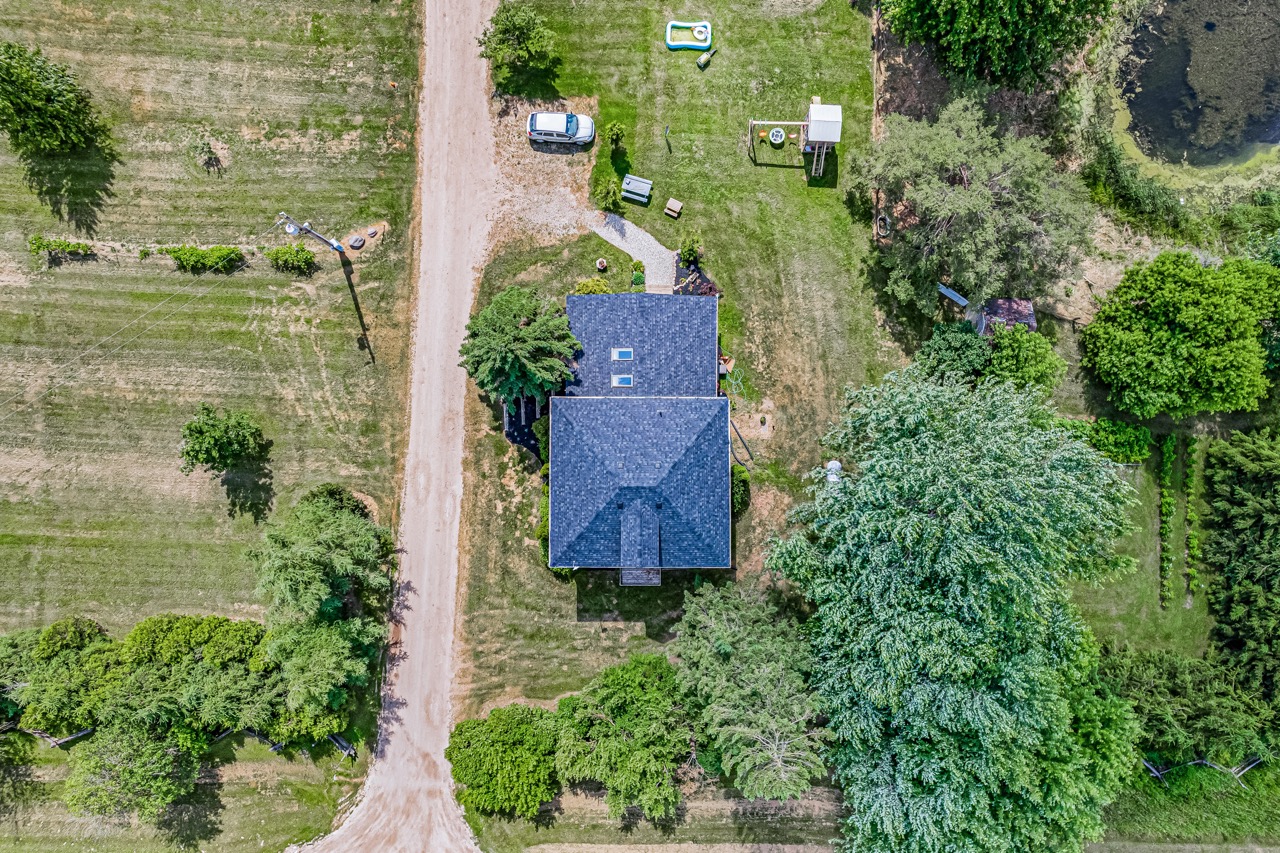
(806, 103), (843, 144)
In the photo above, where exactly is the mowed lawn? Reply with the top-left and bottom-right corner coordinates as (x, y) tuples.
(454, 0), (889, 726)
(0, 0), (419, 633)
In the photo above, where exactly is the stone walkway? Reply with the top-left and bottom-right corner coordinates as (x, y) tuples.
(588, 212), (676, 294)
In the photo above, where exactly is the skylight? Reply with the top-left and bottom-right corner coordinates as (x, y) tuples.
(611, 374), (634, 387)
(612, 347), (634, 361)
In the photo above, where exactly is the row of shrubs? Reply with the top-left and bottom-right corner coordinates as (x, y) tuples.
(158, 244), (318, 276)
(27, 236), (319, 276)
(27, 234), (92, 260)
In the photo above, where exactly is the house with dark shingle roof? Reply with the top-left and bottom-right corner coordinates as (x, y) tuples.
(549, 293), (730, 586)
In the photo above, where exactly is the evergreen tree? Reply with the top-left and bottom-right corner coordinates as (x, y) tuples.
(915, 321), (991, 381)
(767, 372), (1138, 852)
(1203, 429), (1280, 700)
(459, 286), (578, 410)
(865, 99), (1092, 312)
(1099, 646), (1272, 767)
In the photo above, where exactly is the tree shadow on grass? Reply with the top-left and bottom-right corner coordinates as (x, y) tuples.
(0, 734), (44, 824)
(610, 145), (632, 181)
(862, 256), (934, 357)
(156, 780), (225, 850)
(574, 569), (730, 640)
(19, 138), (119, 236)
(495, 58), (563, 101)
(219, 454), (274, 523)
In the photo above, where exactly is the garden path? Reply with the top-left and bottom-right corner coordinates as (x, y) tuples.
(589, 211), (676, 294)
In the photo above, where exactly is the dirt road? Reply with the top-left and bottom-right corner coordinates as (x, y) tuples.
(292, 0), (496, 850)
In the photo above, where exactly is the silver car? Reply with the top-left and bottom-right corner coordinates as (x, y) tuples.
(527, 112), (596, 145)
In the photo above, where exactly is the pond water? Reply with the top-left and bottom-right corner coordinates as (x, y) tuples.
(1123, 0), (1280, 166)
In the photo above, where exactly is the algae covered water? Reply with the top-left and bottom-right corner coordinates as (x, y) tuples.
(1124, 0), (1280, 166)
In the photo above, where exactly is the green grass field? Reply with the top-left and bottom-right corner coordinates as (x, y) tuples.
(1074, 456), (1213, 658)
(0, 0), (419, 634)
(0, 0), (419, 845)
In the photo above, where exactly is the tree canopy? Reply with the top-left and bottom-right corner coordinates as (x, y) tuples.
(251, 485), (395, 739)
(672, 583), (826, 800)
(63, 722), (201, 823)
(986, 323), (1067, 393)
(1203, 429), (1280, 702)
(555, 654), (691, 820)
(1099, 646), (1272, 767)
(0, 42), (105, 155)
(2, 613), (291, 823)
(767, 372), (1138, 852)
(446, 703), (559, 819)
(866, 99), (1092, 312)
(1081, 253), (1280, 419)
(459, 286), (578, 410)
(880, 0), (1110, 84)
(179, 403), (271, 475)
(477, 1), (556, 89)
(915, 321), (991, 381)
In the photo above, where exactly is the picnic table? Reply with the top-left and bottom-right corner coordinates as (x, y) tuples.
(621, 174), (652, 204)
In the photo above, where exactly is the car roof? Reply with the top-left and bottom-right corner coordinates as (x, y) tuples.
(532, 112), (569, 133)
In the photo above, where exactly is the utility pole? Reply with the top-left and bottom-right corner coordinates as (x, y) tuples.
(276, 212), (343, 252)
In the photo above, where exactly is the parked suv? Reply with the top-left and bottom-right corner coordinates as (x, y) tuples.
(527, 112), (596, 145)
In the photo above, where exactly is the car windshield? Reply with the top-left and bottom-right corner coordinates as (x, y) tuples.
(565, 115), (578, 136)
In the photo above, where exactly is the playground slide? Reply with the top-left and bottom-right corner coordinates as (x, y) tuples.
(666, 20), (712, 51)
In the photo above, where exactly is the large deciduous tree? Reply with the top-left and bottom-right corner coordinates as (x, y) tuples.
(672, 583), (827, 801)
(251, 485), (394, 739)
(767, 372), (1138, 852)
(63, 722), (200, 823)
(0, 42), (105, 155)
(880, 0), (1110, 84)
(555, 654), (691, 820)
(1081, 253), (1280, 419)
(459, 286), (579, 410)
(866, 99), (1092, 312)
(477, 1), (557, 90)
(446, 703), (560, 819)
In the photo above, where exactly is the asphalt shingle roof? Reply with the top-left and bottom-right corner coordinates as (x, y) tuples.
(548, 395), (730, 569)
(565, 293), (719, 398)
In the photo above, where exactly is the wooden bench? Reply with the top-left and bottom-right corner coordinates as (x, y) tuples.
(664, 198), (683, 218)
(621, 174), (653, 204)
